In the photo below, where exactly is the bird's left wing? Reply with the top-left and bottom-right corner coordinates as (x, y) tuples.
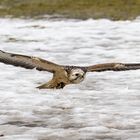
(0, 50), (63, 73)
(86, 63), (140, 72)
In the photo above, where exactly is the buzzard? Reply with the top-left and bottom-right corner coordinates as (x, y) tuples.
(0, 50), (140, 89)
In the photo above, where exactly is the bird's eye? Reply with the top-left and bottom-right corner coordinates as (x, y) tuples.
(75, 73), (79, 76)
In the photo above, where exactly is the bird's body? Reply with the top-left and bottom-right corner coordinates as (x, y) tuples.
(0, 50), (140, 89)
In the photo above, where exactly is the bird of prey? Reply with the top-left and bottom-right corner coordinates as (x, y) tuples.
(0, 50), (140, 89)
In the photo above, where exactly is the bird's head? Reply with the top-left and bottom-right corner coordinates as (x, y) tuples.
(68, 68), (86, 84)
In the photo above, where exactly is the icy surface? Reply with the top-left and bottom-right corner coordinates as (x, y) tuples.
(0, 18), (140, 140)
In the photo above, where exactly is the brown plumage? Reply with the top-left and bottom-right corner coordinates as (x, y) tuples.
(86, 63), (140, 72)
(0, 50), (140, 89)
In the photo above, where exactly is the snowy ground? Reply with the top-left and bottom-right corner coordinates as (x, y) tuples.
(0, 18), (140, 140)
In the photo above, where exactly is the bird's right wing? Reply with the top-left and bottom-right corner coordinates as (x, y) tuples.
(0, 50), (63, 73)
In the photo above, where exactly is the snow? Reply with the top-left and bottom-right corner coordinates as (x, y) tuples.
(0, 18), (140, 140)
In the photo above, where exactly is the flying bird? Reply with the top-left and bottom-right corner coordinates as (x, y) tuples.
(0, 50), (140, 89)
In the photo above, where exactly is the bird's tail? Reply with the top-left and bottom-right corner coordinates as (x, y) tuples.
(37, 79), (65, 89)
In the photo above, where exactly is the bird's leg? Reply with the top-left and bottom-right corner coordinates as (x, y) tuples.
(55, 82), (66, 89)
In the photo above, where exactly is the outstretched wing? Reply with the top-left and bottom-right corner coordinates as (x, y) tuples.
(0, 50), (63, 73)
(86, 63), (140, 72)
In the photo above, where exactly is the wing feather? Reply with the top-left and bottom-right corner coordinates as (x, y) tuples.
(0, 50), (62, 73)
(86, 63), (140, 72)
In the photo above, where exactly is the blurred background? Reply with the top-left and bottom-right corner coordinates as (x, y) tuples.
(0, 0), (140, 20)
